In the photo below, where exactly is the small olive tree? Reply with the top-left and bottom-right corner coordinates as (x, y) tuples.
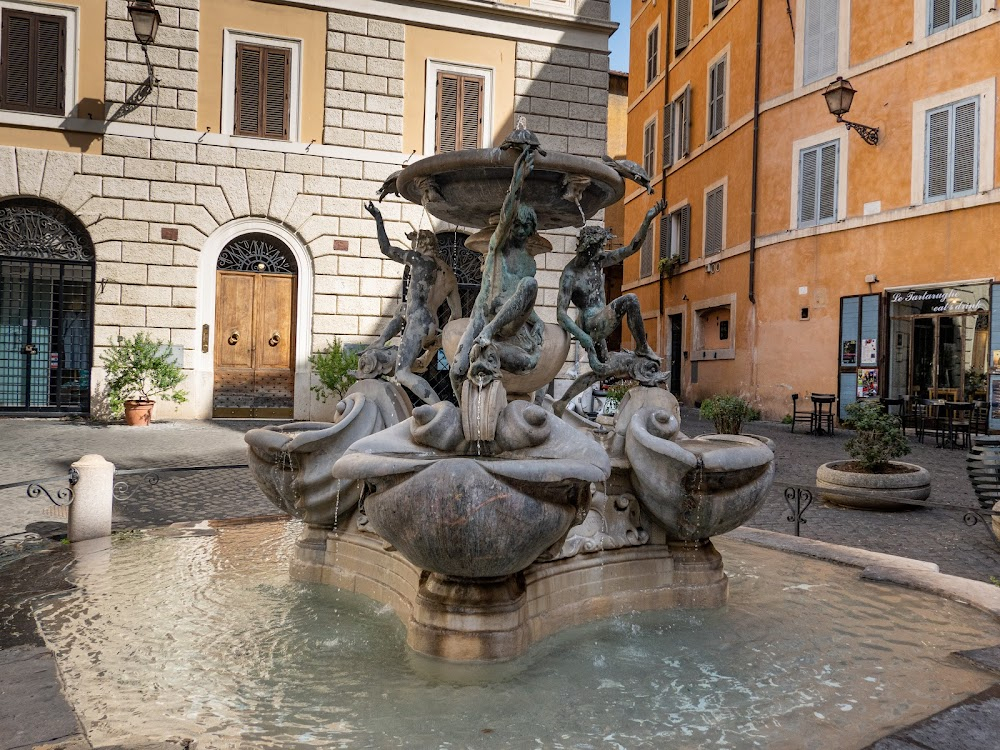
(100, 333), (187, 417)
(699, 394), (756, 434)
(309, 338), (359, 402)
(843, 400), (910, 472)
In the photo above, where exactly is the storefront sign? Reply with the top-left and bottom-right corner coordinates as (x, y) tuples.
(861, 339), (877, 366)
(888, 287), (989, 315)
(857, 368), (878, 398)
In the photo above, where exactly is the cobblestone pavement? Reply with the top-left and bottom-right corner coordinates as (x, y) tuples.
(2, 410), (999, 581)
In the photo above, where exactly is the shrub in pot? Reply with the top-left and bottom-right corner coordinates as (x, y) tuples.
(699, 394), (756, 435)
(101, 333), (187, 426)
(816, 400), (929, 510)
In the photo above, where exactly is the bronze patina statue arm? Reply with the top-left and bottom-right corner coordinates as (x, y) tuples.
(365, 201), (417, 266)
(601, 200), (666, 267)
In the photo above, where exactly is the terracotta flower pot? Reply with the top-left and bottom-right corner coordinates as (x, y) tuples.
(123, 399), (155, 426)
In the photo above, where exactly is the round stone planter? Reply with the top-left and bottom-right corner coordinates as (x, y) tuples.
(816, 461), (930, 511)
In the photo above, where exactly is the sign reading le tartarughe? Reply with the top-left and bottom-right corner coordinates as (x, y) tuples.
(889, 287), (989, 315)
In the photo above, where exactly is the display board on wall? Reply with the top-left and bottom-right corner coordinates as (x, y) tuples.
(839, 294), (880, 419)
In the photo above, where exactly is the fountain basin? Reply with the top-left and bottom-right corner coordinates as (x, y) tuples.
(626, 412), (775, 542)
(363, 458), (588, 579)
(396, 147), (624, 230)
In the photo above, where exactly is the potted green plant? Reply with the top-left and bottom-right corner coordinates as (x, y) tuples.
(101, 333), (187, 426)
(816, 400), (929, 510)
(699, 394), (755, 435)
(309, 337), (359, 402)
(658, 255), (681, 277)
(602, 380), (635, 416)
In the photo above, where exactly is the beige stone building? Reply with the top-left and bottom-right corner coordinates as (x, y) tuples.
(0, 0), (615, 419)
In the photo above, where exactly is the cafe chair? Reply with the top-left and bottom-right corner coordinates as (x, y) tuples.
(790, 393), (814, 433)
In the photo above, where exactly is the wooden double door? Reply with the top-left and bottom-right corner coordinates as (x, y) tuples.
(213, 270), (296, 418)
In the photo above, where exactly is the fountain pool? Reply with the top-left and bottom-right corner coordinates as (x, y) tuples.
(34, 520), (999, 749)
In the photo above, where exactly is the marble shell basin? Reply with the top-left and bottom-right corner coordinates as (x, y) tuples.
(626, 415), (775, 542)
(442, 319), (570, 395)
(396, 147), (625, 231)
(333, 404), (610, 579)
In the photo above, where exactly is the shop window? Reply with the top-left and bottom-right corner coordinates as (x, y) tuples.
(707, 55), (726, 139)
(642, 117), (657, 178)
(925, 97), (978, 202)
(803, 0), (839, 85)
(645, 24), (659, 87)
(675, 0), (691, 54)
(692, 299), (735, 361)
(223, 31), (301, 141)
(0, 8), (66, 115)
(928, 0), (979, 35)
(704, 185), (724, 256)
(798, 140), (839, 227)
(663, 85), (691, 167)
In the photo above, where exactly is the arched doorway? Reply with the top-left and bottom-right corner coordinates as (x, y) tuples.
(213, 233), (297, 418)
(0, 198), (94, 414)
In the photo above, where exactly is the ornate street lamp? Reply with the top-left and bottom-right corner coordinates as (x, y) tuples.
(127, 0), (161, 47)
(822, 77), (879, 146)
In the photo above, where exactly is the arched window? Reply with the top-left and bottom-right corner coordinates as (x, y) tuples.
(217, 233), (297, 274)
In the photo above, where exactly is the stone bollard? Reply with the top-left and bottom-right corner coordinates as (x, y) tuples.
(68, 454), (115, 543)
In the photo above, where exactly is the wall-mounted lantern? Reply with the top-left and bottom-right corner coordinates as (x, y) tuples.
(822, 77), (879, 146)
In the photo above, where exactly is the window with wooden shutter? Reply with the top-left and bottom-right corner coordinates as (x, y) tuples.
(664, 86), (691, 168)
(708, 57), (726, 139)
(663, 102), (673, 169)
(704, 185), (724, 256)
(0, 9), (66, 115)
(640, 226), (655, 278)
(235, 42), (290, 140)
(677, 204), (691, 263)
(929, 0), (979, 34)
(712, 0), (728, 17)
(659, 214), (670, 261)
(643, 119), (657, 177)
(798, 140), (839, 227)
(925, 97), (979, 202)
(436, 72), (484, 153)
(803, 0), (838, 85)
(675, 0), (691, 54)
(646, 26), (659, 87)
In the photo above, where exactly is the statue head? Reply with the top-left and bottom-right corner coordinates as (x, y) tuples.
(510, 204), (538, 243)
(406, 229), (439, 257)
(576, 226), (614, 254)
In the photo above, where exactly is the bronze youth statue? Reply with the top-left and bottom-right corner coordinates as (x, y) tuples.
(557, 199), (666, 375)
(362, 201), (461, 404)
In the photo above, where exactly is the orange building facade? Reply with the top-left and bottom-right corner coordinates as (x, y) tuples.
(625, 0), (1000, 425)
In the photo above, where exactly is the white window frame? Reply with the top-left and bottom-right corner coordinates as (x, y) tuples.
(692, 293), (737, 361)
(222, 29), (303, 141)
(702, 176), (727, 257)
(910, 79), (995, 206)
(790, 126), (848, 230)
(666, 82), (691, 166)
(667, 200), (690, 259)
(0, 0), (78, 119)
(797, 138), (840, 228)
(706, 46), (729, 140)
(423, 59), (494, 157)
(642, 113), (657, 179)
(793, 0), (850, 90)
(919, 0), (981, 38)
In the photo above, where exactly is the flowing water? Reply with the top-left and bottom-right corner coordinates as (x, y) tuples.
(33, 520), (999, 749)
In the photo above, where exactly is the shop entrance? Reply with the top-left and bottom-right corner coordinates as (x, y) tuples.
(899, 313), (989, 401)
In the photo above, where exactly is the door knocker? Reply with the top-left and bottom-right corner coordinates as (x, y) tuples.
(228, 330), (240, 345)
(268, 332), (281, 347)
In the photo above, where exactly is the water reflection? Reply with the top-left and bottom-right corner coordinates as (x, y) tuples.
(34, 520), (999, 749)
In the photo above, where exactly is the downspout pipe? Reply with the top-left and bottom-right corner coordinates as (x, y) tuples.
(748, 0), (763, 305)
(658, 0), (672, 317)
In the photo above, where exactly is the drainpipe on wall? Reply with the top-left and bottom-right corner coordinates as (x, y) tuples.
(748, 0), (763, 306)
(658, 0), (672, 319)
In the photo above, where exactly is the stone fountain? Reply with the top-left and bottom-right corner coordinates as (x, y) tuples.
(246, 124), (775, 662)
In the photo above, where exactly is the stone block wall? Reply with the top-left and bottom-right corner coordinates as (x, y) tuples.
(105, 0), (199, 129)
(514, 43), (610, 158)
(324, 12), (405, 152)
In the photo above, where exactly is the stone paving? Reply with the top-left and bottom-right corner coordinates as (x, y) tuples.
(2, 408), (999, 581)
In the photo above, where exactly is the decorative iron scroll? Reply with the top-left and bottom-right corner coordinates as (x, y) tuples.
(217, 234), (296, 274)
(0, 199), (94, 262)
